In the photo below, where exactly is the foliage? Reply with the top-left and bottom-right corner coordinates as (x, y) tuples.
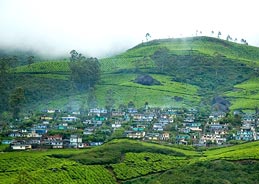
(0, 57), (16, 113)
(57, 139), (198, 166)
(151, 48), (252, 101)
(204, 140), (259, 160)
(225, 77), (259, 110)
(124, 160), (259, 184)
(0, 149), (116, 184)
(112, 152), (186, 180)
(4, 36), (259, 112)
(15, 60), (70, 73)
(9, 87), (25, 119)
(69, 51), (100, 90)
(95, 73), (200, 108)
(1, 139), (259, 183)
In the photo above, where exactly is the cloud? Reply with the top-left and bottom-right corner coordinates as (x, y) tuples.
(0, 0), (258, 58)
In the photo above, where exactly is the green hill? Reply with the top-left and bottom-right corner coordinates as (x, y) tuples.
(1, 139), (259, 183)
(13, 36), (259, 111)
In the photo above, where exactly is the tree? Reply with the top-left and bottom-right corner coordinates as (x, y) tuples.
(217, 31), (222, 38)
(0, 57), (16, 113)
(27, 56), (34, 66)
(145, 33), (151, 41)
(211, 30), (214, 36)
(69, 50), (78, 62)
(69, 50), (101, 90)
(226, 35), (232, 41)
(241, 38), (248, 45)
(9, 87), (25, 120)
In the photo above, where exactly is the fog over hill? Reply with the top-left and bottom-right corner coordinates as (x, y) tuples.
(0, 0), (259, 58)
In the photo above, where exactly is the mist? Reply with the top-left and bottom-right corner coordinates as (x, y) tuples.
(1, 0), (259, 59)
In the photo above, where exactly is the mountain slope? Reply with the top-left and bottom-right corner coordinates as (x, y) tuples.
(13, 36), (259, 111)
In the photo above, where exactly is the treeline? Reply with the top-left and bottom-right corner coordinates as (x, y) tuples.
(0, 57), (25, 120)
(69, 50), (100, 90)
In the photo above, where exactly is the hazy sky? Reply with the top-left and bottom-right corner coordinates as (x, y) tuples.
(0, 0), (258, 58)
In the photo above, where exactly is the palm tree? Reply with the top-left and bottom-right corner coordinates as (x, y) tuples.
(145, 33), (151, 41)
(217, 31), (222, 38)
(226, 35), (232, 41)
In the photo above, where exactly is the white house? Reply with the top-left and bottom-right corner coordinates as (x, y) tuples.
(11, 144), (32, 150)
(70, 135), (82, 148)
(62, 116), (78, 122)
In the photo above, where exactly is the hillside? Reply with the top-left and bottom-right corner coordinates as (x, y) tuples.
(1, 139), (259, 183)
(13, 36), (259, 111)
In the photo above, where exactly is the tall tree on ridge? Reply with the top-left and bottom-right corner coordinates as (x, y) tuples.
(0, 57), (16, 114)
(145, 33), (151, 41)
(217, 31), (222, 38)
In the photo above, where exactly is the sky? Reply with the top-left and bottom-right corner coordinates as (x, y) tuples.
(0, 0), (259, 58)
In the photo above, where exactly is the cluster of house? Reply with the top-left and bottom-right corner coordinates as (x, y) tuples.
(5, 134), (95, 150)
(1, 107), (259, 150)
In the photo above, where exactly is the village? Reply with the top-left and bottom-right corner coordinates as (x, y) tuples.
(1, 106), (259, 151)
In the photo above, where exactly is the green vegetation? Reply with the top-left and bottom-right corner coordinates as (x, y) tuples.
(0, 149), (116, 184)
(96, 73), (200, 107)
(204, 141), (259, 160)
(225, 77), (259, 110)
(2, 36), (259, 183)
(2, 36), (259, 114)
(125, 160), (259, 184)
(62, 139), (198, 165)
(69, 51), (101, 90)
(111, 152), (187, 180)
(1, 139), (259, 183)
(15, 60), (70, 73)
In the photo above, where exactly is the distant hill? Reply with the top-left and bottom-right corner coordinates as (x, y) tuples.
(13, 36), (259, 111)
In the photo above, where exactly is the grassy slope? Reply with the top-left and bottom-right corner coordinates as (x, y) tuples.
(96, 73), (200, 107)
(127, 37), (259, 64)
(1, 139), (259, 183)
(225, 77), (259, 110)
(14, 36), (259, 110)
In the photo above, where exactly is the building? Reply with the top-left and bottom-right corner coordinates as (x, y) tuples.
(69, 135), (83, 148)
(236, 125), (256, 141)
(124, 131), (146, 139)
(61, 116), (78, 122)
(11, 144), (32, 150)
